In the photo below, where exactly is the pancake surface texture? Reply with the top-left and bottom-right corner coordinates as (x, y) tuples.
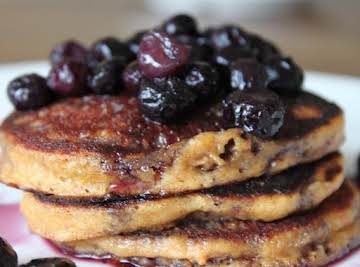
(0, 91), (343, 197)
(62, 180), (360, 267)
(21, 153), (344, 242)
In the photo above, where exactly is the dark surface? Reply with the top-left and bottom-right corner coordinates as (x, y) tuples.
(33, 153), (341, 206)
(0, 237), (18, 267)
(1, 91), (341, 157)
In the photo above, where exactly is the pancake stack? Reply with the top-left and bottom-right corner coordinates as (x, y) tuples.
(1, 16), (360, 267)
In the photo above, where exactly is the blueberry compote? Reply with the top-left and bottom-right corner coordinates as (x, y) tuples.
(0, 237), (17, 267)
(7, 13), (306, 138)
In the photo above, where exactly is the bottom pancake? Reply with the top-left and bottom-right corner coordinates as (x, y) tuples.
(21, 153), (344, 242)
(61, 180), (360, 267)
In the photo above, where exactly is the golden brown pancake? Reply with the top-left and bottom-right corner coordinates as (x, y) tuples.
(61, 180), (360, 266)
(0, 91), (343, 197)
(21, 153), (344, 242)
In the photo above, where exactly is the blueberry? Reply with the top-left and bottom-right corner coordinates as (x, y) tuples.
(49, 40), (87, 66)
(20, 257), (76, 267)
(0, 237), (17, 267)
(230, 58), (268, 91)
(249, 34), (280, 62)
(138, 76), (198, 122)
(47, 61), (89, 97)
(185, 62), (219, 97)
(214, 46), (255, 66)
(223, 89), (285, 138)
(264, 56), (303, 91)
(90, 37), (134, 65)
(122, 61), (143, 93)
(88, 58), (126, 95)
(126, 30), (146, 55)
(176, 34), (214, 62)
(210, 25), (251, 50)
(138, 31), (189, 78)
(7, 74), (54, 111)
(162, 14), (198, 36)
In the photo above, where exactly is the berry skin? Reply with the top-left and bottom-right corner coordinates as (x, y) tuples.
(264, 56), (303, 91)
(20, 257), (76, 267)
(214, 46), (255, 66)
(7, 74), (54, 111)
(176, 34), (214, 62)
(0, 237), (17, 267)
(210, 25), (251, 50)
(122, 61), (143, 93)
(184, 61), (219, 97)
(90, 37), (134, 65)
(138, 76), (198, 122)
(249, 34), (280, 62)
(49, 39), (87, 66)
(138, 31), (189, 78)
(223, 89), (285, 138)
(230, 58), (268, 91)
(162, 14), (198, 36)
(126, 30), (146, 56)
(88, 58), (126, 95)
(47, 61), (89, 97)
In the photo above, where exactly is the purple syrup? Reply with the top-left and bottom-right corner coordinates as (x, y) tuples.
(0, 204), (28, 244)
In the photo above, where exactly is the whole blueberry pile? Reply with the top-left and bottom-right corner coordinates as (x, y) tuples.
(7, 14), (304, 138)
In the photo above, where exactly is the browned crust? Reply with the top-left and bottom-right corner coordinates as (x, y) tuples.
(0, 92), (344, 197)
(61, 180), (360, 266)
(20, 153), (344, 242)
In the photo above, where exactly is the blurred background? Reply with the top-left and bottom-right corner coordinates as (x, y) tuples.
(0, 0), (359, 76)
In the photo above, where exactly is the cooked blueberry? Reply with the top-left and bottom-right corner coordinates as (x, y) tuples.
(214, 46), (255, 66)
(122, 61), (143, 93)
(49, 40), (87, 66)
(230, 58), (268, 91)
(162, 14), (198, 36)
(7, 74), (54, 110)
(176, 34), (213, 62)
(90, 37), (134, 65)
(249, 34), (280, 62)
(138, 77), (198, 122)
(0, 237), (17, 267)
(47, 61), (89, 96)
(185, 62), (219, 97)
(223, 89), (285, 138)
(210, 25), (251, 50)
(88, 58), (126, 95)
(264, 56), (303, 91)
(126, 30), (146, 55)
(138, 31), (189, 78)
(20, 257), (76, 267)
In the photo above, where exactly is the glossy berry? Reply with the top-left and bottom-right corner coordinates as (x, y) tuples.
(126, 30), (146, 55)
(122, 61), (143, 93)
(49, 40), (87, 66)
(223, 89), (285, 138)
(214, 46), (255, 66)
(88, 58), (126, 95)
(90, 37), (134, 65)
(0, 237), (17, 267)
(138, 77), (198, 122)
(176, 34), (213, 62)
(249, 34), (280, 62)
(210, 25), (251, 50)
(7, 74), (53, 111)
(185, 62), (219, 97)
(162, 14), (198, 36)
(138, 31), (189, 78)
(264, 56), (303, 91)
(20, 257), (76, 267)
(47, 61), (88, 96)
(230, 58), (268, 91)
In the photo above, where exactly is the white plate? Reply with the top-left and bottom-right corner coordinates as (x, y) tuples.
(0, 61), (359, 266)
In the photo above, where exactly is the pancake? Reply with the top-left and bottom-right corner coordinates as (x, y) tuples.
(0, 91), (343, 197)
(61, 180), (360, 267)
(21, 153), (344, 242)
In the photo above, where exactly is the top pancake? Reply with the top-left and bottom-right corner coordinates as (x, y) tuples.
(0, 91), (343, 197)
